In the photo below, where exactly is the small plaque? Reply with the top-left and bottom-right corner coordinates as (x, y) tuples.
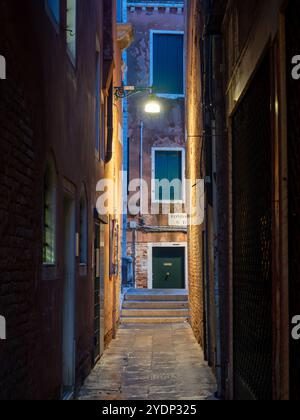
(168, 213), (188, 227)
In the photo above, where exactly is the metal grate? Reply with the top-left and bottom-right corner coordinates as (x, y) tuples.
(286, 0), (300, 401)
(94, 222), (101, 360)
(232, 53), (273, 400)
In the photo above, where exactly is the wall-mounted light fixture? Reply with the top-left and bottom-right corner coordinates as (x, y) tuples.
(114, 85), (151, 99)
(114, 85), (161, 114)
(144, 94), (161, 114)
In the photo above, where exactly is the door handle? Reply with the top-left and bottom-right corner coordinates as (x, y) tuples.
(165, 272), (170, 281)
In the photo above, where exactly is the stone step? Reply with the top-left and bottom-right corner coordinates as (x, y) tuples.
(122, 300), (189, 309)
(125, 290), (188, 302)
(122, 308), (190, 318)
(121, 316), (190, 324)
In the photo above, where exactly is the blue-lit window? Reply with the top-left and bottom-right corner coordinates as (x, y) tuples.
(151, 32), (184, 96)
(117, 0), (123, 23)
(95, 52), (105, 159)
(46, 0), (60, 24)
(43, 161), (57, 265)
(66, 0), (77, 61)
(153, 149), (184, 202)
(79, 190), (88, 265)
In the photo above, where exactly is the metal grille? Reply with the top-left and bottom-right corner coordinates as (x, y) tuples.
(232, 54), (273, 400)
(94, 222), (101, 360)
(286, 0), (300, 401)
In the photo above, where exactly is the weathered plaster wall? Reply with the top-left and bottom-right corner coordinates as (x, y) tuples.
(126, 4), (187, 289)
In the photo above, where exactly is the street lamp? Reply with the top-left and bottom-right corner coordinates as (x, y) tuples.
(114, 85), (161, 216)
(144, 95), (161, 114)
(114, 85), (161, 114)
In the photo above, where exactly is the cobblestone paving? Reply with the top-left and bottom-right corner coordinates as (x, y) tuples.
(78, 323), (216, 400)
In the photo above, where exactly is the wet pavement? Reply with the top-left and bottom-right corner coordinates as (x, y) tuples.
(78, 323), (216, 401)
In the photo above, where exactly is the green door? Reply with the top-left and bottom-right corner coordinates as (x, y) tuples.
(153, 247), (185, 289)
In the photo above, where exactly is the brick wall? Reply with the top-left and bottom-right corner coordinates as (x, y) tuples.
(103, 4), (125, 347)
(0, 41), (40, 399)
(186, 0), (205, 347)
(0, 0), (108, 399)
(126, 242), (148, 288)
(223, 0), (290, 400)
(126, 4), (186, 287)
(135, 243), (149, 288)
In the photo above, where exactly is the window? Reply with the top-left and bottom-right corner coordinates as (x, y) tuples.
(152, 148), (185, 203)
(43, 162), (56, 264)
(46, 0), (60, 24)
(104, 83), (113, 162)
(79, 191), (88, 265)
(110, 219), (119, 276)
(66, 0), (77, 61)
(96, 52), (101, 155)
(151, 32), (184, 97)
(117, 0), (123, 23)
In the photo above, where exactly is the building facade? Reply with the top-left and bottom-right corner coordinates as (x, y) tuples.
(185, 0), (206, 349)
(125, 0), (187, 290)
(187, 0), (300, 401)
(0, 0), (128, 400)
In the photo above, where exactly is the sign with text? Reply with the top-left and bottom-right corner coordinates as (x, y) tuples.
(0, 55), (6, 79)
(292, 55), (300, 80)
(0, 316), (6, 340)
(168, 213), (188, 227)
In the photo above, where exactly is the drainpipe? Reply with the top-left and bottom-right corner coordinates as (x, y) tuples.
(132, 227), (136, 288)
(140, 121), (144, 215)
(212, 118), (222, 399)
(105, 84), (114, 164)
(202, 0), (223, 397)
(204, 198), (212, 362)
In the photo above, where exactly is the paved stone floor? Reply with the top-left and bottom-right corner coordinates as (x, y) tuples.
(78, 323), (216, 400)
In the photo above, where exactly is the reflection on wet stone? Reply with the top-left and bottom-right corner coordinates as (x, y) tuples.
(78, 324), (216, 401)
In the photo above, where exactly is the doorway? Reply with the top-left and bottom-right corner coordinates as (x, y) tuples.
(62, 192), (76, 398)
(232, 53), (272, 400)
(151, 246), (186, 289)
(94, 221), (105, 362)
(286, 0), (300, 400)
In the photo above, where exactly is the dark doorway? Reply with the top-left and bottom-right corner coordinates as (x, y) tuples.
(232, 53), (272, 400)
(94, 221), (105, 362)
(286, 0), (300, 401)
(152, 247), (185, 289)
(62, 192), (76, 398)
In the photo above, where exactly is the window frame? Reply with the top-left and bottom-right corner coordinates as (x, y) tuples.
(66, 0), (77, 65)
(95, 50), (101, 158)
(150, 30), (185, 99)
(151, 147), (186, 204)
(42, 161), (57, 266)
(45, 0), (61, 31)
(117, 0), (123, 23)
(79, 189), (88, 266)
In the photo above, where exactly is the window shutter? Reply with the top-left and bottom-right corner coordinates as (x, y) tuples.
(66, 0), (77, 60)
(153, 34), (184, 95)
(155, 151), (182, 201)
(47, 0), (60, 23)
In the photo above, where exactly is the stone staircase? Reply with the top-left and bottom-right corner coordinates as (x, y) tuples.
(121, 289), (190, 324)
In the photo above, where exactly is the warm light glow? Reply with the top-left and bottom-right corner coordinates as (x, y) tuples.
(145, 100), (161, 114)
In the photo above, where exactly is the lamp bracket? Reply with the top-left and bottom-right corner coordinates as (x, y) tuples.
(114, 85), (153, 100)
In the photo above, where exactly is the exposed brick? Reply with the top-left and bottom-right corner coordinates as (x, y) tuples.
(186, 0), (205, 349)
(0, 0), (118, 400)
(126, 3), (187, 291)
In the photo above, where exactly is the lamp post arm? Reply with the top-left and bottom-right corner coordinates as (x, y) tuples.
(114, 86), (153, 100)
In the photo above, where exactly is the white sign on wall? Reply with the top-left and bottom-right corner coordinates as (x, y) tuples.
(168, 213), (188, 227)
(0, 315), (6, 340)
(0, 55), (6, 80)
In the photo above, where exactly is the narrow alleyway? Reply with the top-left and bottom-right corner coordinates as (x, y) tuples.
(78, 324), (216, 401)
